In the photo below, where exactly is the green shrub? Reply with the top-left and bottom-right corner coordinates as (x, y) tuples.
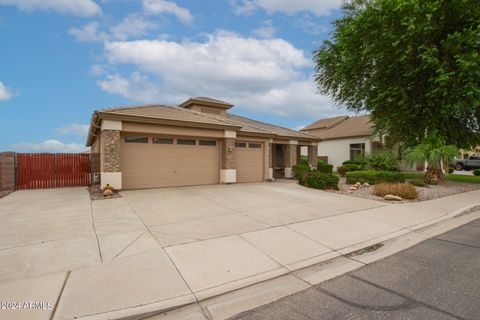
(337, 165), (347, 177)
(299, 156), (309, 166)
(360, 151), (400, 171)
(293, 163), (311, 184)
(407, 179), (426, 187)
(474, 169), (480, 176)
(303, 171), (339, 190)
(342, 159), (362, 165)
(317, 159), (325, 166)
(317, 163), (333, 174)
(344, 163), (360, 172)
(346, 170), (406, 184)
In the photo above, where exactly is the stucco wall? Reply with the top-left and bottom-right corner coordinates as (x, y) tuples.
(302, 137), (371, 169)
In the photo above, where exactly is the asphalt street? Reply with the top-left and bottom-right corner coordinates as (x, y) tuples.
(231, 218), (480, 320)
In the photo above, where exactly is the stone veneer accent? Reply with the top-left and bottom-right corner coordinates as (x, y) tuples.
(308, 145), (318, 168)
(284, 144), (298, 168)
(0, 152), (15, 192)
(222, 138), (236, 169)
(101, 130), (120, 172)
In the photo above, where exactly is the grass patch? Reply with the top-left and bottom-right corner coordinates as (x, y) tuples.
(446, 174), (480, 184)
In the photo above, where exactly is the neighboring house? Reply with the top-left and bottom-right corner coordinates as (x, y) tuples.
(300, 115), (379, 169)
(459, 145), (480, 159)
(86, 97), (320, 190)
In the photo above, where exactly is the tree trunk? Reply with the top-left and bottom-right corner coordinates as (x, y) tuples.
(424, 167), (443, 185)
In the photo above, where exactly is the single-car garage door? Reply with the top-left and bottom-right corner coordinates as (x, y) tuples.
(120, 135), (220, 189)
(235, 141), (264, 183)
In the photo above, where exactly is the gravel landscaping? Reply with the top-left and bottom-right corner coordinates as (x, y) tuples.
(330, 176), (480, 203)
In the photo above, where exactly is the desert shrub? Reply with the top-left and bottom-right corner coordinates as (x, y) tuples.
(317, 163), (333, 174)
(373, 183), (418, 199)
(293, 163), (311, 184)
(346, 171), (406, 184)
(303, 171), (339, 190)
(474, 169), (480, 176)
(360, 151), (400, 171)
(337, 165), (346, 177)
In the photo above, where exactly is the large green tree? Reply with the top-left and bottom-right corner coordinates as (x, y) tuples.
(315, 0), (480, 148)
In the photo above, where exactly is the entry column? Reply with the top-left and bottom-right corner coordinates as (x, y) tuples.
(100, 120), (122, 189)
(308, 144), (318, 168)
(266, 140), (273, 180)
(284, 140), (298, 178)
(221, 130), (236, 183)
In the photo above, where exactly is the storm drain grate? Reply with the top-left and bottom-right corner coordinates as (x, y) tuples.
(344, 243), (384, 258)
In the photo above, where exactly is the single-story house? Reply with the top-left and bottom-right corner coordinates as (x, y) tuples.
(300, 115), (380, 168)
(86, 97), (320, 190)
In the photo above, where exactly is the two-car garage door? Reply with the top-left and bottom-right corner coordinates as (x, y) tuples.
(120, 135), (220, 189)
(120, 135), (264, 189)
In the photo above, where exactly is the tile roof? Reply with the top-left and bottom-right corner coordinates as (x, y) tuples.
(301, 115), (374, 140)
(92, 103), (318, 141)
(98, 104), (239, 128)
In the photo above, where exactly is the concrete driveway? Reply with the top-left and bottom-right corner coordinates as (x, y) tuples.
(1, 182), (479, 320)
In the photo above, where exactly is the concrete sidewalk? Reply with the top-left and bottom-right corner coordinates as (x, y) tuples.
(0, 184), (479, 320)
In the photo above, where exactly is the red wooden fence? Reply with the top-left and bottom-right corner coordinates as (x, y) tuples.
(16, 153), (91, 190)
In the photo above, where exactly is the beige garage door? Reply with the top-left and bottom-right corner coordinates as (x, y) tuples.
(120, 135), (220, 189)
(236, 141), (264, 183)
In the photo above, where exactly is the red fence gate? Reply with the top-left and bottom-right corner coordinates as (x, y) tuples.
(16, 153), (91, 190)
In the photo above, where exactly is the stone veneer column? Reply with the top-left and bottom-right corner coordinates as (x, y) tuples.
(284, 142), (298, 178)
(308, 145), (318, 168)
(0, 152), (15, 192)
(220, 136), (236, 183)
(100, 129), (122, 189)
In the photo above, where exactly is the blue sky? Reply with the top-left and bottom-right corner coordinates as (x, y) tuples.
(0, 0), (346, 152)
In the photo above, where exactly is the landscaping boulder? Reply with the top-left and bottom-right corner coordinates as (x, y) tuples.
(103, 189), (114, 196)
(384, 194), (402, 201)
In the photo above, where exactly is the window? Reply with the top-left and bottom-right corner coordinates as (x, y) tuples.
(199, 140), (216, 146)
(235, 142), (247, 148)
(177, 139), (196, 145)
(249, 143), (262, 149)
(153, 138), (173, 144)
(125, 136), (148, 143)
(350, 143), (365, 160)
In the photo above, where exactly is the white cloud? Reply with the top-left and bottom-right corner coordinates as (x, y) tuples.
(97, 72), (161, 102)
(232, 0), (342, 16)
(11, 140), (87, 153)
(69, 22), (108, 42)
(109, 15), (158, 41)
(0, 80), (13, 101)
(69, 16), (158, 42)
(96, 31), (338, 119)
(143, 0), (193, 24)
(0, 0), (101, 17)
(56, 123), (89, 136)
(252, 19), (276, 38)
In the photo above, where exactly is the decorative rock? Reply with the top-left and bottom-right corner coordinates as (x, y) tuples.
(384, 194), (402, 201)
(363, 182), (370, 187)
(103, 189), (114, 196)
(349, 186), (357, 190)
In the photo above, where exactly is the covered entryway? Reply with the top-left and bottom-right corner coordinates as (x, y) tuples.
(235, 141), (264, 183)
(120, 135), (220, 189)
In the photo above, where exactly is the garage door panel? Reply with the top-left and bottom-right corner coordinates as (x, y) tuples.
(120, 137), (220, 189)
(236, 142), (264, 183)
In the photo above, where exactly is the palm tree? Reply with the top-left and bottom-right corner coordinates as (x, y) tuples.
(406, 132), (458, 185)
